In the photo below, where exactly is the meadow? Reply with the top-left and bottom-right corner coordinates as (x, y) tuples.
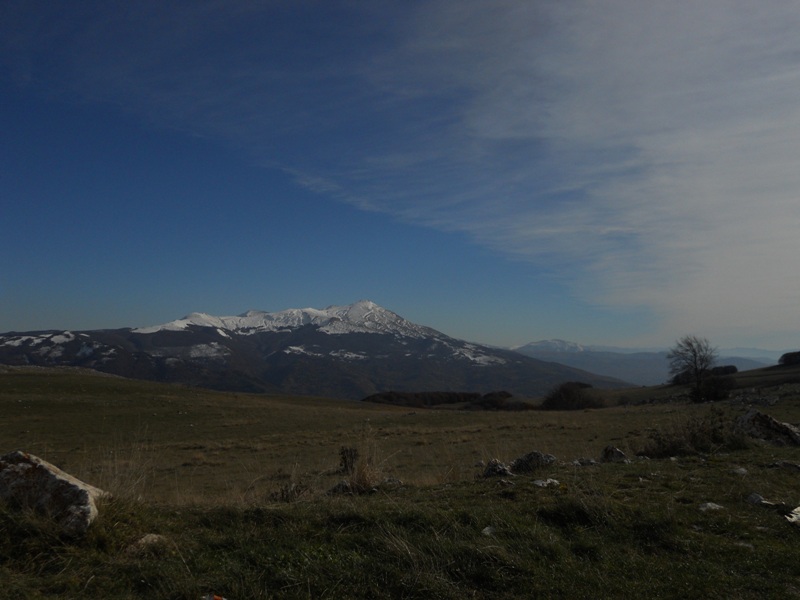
(1, 365), (800, 598)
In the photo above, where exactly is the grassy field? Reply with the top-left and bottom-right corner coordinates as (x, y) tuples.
(2, 365), (800, 598)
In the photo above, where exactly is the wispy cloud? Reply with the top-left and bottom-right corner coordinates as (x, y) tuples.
(362, 1), (800, 344)
(4, 1), (800, 345)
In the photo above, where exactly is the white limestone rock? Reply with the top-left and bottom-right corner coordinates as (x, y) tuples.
(0, 450), (109, 536)
(736, 409), (800, 446)
(599, 445), (629, 463)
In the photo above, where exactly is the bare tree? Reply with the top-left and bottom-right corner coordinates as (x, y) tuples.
(667, 335), (717, 401)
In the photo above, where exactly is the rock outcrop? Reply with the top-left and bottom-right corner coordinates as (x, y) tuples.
(0, 451), (109, 536)
(736, 409), (800, 446)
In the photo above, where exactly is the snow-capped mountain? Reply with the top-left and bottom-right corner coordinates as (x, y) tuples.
(0, 301), (627, 399)
(134, 300), (439, 338)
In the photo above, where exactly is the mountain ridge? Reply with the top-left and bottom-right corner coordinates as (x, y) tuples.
(0, 301), (628, 399)
(516, 338), (790, 359)
(513, 338), (774, 385)
(133, 300), (437, 338)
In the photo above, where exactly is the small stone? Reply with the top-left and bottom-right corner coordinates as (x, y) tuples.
(572, 458), (598, 467)
(699, 502), (724, 512)
(786, 507), (800, 526)
(732, 467), (748, 476)
(483, 458), (513, 478)
(532, 478), (560, 488)
(768, 460), (800, 472)
(481, 526), (496, 537)
(326, 480), (354, 495)
(599, 446), (629, 463)
(746, 492), (791, 513)
(378, 477), (403, 489)
(125, 534), (169, 557)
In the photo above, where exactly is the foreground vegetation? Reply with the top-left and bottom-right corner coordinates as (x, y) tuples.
(1, 366), (800, 598)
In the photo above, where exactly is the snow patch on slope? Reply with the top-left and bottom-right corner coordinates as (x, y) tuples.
(0, 335), (40, 347)
(134, 313), (227, 334)
(49, 332), (75, 345)
(188, 343), (229, 359)
(330, 350), (368, 360)
(513, 339), (586, 353)
(0, 332), (75, 349)
(452, 343), (507, 366)
(283, 345), (324, 358)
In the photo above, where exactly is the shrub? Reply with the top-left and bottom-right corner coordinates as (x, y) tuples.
(700, 375), (735, 402)
(636, 409), (748, 458)
(672, 370), (735, 402)
(779, 351), (800, 366)
(541, 382), (604, 410)
(473, 391), (513, 410)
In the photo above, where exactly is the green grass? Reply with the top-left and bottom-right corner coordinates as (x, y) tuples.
(2, 365), (800, 598)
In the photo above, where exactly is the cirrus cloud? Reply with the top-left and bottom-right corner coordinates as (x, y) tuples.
(3, 0), (799, 346)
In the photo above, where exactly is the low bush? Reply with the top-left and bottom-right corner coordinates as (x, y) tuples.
(700, 375), (735, 402)
(636, 409), (749, 458)
(541, 382), (604, 410)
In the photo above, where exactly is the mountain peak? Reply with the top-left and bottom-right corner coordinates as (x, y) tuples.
(348, 299), (378, 309)
(134, 301), (437, 338)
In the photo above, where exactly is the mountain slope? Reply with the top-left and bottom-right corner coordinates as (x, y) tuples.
(0, 302), (628, 399)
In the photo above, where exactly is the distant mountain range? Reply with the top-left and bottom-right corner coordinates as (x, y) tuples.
(512, 339), (778, 386)
(0, 301), (627, 399)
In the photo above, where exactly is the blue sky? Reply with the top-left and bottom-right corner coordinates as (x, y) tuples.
(2, 1), (799, 350)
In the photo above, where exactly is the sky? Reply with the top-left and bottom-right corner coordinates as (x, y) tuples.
(2, 1), (799, 350)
